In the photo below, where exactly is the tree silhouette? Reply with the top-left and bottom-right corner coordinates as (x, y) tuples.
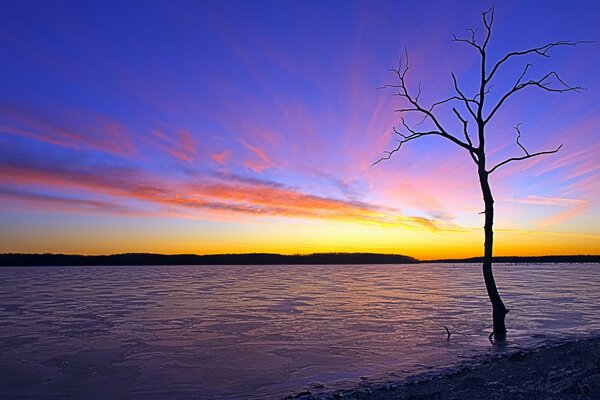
(375, 7), (591, 339)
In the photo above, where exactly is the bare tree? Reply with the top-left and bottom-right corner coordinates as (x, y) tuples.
(375, 7), (591, 339)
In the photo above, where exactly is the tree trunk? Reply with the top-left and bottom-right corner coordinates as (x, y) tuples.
(478, 168), (509, 338)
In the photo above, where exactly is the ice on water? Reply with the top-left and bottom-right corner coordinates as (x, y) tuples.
(1, 263), (598, 399)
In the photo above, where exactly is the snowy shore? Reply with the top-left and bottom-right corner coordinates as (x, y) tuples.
(286, 336), (600, 400)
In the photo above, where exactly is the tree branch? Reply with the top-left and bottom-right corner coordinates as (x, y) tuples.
(481, 6), (494, 51)
(373, 49), (475, 166)
(485, 70), (583, 123)
(515, 63), (533, 87)
(513, 123), (529, 156)
(452, 7), (495, 53)
(452, 108), (479, 164)
(451, 73), (478, 119)
(452, 29), (482, 52)
(488, 125), (563, 174)
(372, 126), (442, 166)
(486, 40), (595, 83)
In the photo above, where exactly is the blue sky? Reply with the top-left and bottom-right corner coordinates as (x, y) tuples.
(1, 0), (599, 257)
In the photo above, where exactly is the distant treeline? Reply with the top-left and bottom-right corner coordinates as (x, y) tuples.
(0, 252), (418, 266)
(1, 253), (598, 267)
(427, 255), (600, 264)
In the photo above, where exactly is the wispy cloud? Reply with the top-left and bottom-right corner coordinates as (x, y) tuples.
(239, 140), (275, 173)
(0, 103), (136, 156)
(150, 129), (196, 162)
(536, 204), (589, 230)
(210, 150), (231, 164)
(503, 195), (587, 207)
(0, 187), (142, 216)
(0, 157), (453, 230)
(496, 228), (599, 240)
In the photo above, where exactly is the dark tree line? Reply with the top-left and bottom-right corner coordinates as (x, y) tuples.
(0, 252), (417, 266)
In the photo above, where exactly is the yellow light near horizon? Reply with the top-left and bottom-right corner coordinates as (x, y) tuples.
(3, 215), (598, 259)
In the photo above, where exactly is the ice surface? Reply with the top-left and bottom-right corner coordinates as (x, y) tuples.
(0, 263), (598, 399)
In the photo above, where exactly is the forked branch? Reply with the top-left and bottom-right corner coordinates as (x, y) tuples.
(488, 124), (562, 174)
(372, 123), (445, 166)
(485, 70), (583, 123)
(451, 73), (478, 119)
(514, 123), (529, 155)
(487, 40), (595, 82)
(374, 49), (475, 166)
(451, 6), (495, 53)
(452, 108), (479, 164)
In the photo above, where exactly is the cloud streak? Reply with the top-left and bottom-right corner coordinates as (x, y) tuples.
(239, 140), (275, 173)
(0, 157), (450, 230)
(150, 129), (196, 162)
(503, 196), (587, 207)
(210, 150), (231, 164)
(0, 187), (142, 216)
(0, 103), (135, 157)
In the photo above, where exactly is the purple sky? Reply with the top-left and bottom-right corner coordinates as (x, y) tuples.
(1, 0), (598, 257)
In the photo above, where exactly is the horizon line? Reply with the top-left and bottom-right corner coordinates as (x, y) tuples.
(1, 252), (599, 266)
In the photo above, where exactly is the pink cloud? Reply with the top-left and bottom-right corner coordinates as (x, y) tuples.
(503, 196), (587, 206)
(239, 140), (275, 173)
(243, 159), (270, 174)
(0, 188), (144, 216)
(210, 150), (232, 165)
(536, 204), (589, 229)
(0, 103), (136, 157)
(0, 158), (454, 230)
(150, 129), (197, 162)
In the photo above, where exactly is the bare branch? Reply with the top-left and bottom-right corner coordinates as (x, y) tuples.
(406, 94), (478, 130)
(451, 73), (478, 119)
(513, 123), (529, 156)
(486, 40), (595, 83)
(372, 129), (441, 166)
(432, 94), (480, 109)
(444, 326), (452, 338)
(400, 117), (416, 135)
(485, 70), (583, 123)
(488, 144), (563, 174)
(415, 82), (423, 102)
(453, 6), (495, 53)
(474, 86), (491, 101)
(392, 125), (407, 139)
(452, 107), (479, 164)
(481, 6), (494, 50)
(487, 123), (563, 174)
(375, 48), (475, 159)
(515, 63), (533, 87)
(467, 28), (478, 43)
(373, 108), (478, 166)
(451, 108), (471, 145)
(452, 28), (483, 52)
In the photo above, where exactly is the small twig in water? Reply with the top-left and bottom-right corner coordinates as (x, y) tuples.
(444, 326), (451, 338)
(578, 382), (591, 398)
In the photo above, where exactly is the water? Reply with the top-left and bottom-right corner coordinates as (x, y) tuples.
(0, 263), (598, 399)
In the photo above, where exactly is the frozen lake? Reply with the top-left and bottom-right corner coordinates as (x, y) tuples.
(1, 263), (598, 399)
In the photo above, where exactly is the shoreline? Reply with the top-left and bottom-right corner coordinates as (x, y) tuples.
(285, 335), (600, 399)
(2, 253), (599, 266)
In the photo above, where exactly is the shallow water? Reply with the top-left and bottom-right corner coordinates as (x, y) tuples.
(0, 263), (598, 399)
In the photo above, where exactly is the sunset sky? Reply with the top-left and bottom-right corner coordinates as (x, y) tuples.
(1, 0), (599, 258)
